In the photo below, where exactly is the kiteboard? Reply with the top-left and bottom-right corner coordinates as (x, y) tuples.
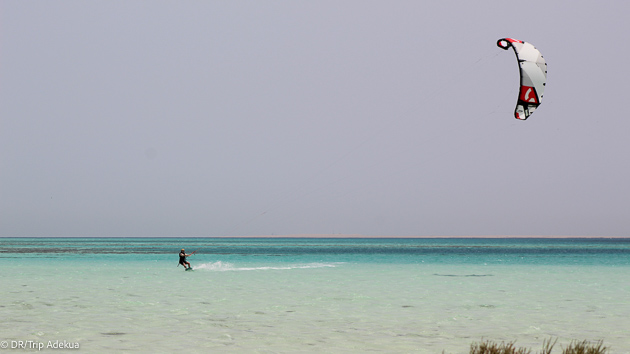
(185, 267), (194, 271)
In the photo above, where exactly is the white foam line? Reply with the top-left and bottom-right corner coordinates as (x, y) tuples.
(194, 261), (343, 272)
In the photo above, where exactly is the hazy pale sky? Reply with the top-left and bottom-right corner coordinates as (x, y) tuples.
(2, 1), (629, 237)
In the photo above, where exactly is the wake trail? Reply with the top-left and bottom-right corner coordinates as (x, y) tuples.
(194, 261), (343, 272)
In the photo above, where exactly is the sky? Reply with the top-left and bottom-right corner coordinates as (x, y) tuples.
(1, 1), (629, 237)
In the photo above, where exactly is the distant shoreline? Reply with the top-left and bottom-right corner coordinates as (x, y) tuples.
(2, 234), (629, 239)
(224, 235), (630, 239)
(199, 234), (630, 239)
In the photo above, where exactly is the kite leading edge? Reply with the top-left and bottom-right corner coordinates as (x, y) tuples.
(497, 38), (547, 120)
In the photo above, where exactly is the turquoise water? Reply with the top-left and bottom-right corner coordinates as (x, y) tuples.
(2, 238), (630, 353)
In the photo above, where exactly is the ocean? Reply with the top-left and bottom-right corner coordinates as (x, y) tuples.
(1, 237), (629, 353)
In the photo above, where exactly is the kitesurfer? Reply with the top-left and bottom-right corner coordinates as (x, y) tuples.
(179, 249), (192, 270)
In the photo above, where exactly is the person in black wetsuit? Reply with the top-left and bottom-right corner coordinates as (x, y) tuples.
(179, 249), (192, 270)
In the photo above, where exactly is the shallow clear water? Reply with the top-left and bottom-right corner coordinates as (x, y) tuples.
(1, 238), (629, 353)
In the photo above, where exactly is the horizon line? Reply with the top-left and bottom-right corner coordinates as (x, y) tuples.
(1, 234), (629, 239)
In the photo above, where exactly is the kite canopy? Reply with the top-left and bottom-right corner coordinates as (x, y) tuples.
(497, 38), (547, 120)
